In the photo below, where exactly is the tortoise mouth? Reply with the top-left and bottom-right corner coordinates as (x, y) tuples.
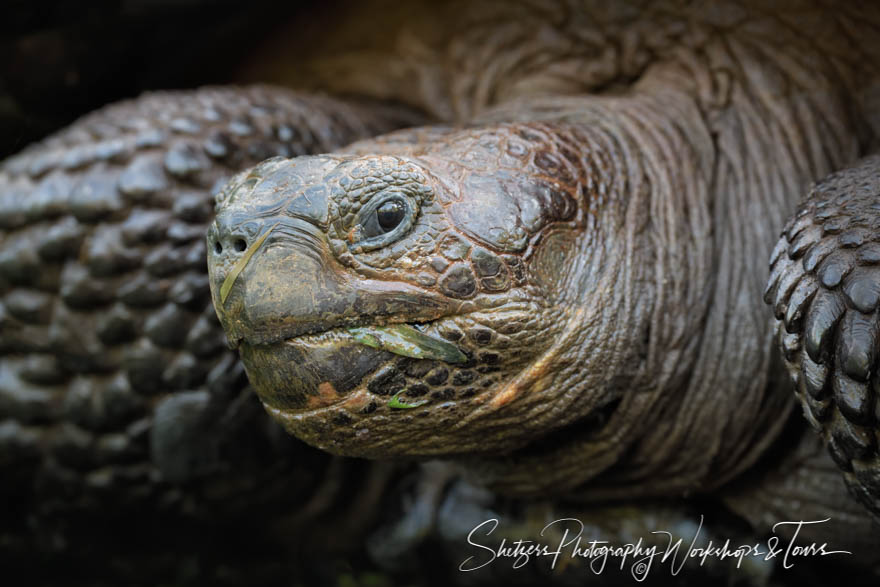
(242, 316), (467, 359)
(239, 330), (391, 413)
(218, 282), (462, 348)
(292, 320), (467, 363)
(238, 318), (469, 413)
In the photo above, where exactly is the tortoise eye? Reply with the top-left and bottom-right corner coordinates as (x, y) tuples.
(349, 193), (416, 252)
(376, 200), (406, 232)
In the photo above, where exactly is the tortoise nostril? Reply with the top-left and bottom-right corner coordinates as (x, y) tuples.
(234, 238), (247, 252)
(214, 241), (223, 254)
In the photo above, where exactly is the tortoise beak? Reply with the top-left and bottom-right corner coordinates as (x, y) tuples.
(207, 216), (456, 347)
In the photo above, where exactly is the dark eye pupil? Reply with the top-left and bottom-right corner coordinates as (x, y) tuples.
(376, 200), (405, 232)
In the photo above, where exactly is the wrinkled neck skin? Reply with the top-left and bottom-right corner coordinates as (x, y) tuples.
(393, 11), (872, 498)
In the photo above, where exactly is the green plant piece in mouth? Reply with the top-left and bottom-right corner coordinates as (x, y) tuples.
(388, 390), (428, 409)
(349, 324), (467, 364)
(220, 222), (280, 305)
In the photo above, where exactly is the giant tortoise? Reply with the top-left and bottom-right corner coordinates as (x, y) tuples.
(2, 0), (880, 584)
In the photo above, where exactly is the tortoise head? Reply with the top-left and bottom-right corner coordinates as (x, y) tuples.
(206, 133), (615, 459)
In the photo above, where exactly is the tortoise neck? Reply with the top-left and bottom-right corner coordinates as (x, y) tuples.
(463, 31), (869, 496)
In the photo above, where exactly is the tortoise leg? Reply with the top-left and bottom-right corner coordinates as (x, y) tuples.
(766, 154), (880, 518)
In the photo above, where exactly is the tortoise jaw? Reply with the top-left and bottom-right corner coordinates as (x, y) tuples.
(238, 332), (392, 412)
(222, 290), (463, 348)
(236, 318), (469, 413)
(241, 320), (468, 363)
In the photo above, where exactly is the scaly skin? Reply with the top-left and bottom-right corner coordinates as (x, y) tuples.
(767, 154), (880, 518)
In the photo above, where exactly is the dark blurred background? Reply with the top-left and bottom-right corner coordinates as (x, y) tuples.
(0, 0), (322, 159)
